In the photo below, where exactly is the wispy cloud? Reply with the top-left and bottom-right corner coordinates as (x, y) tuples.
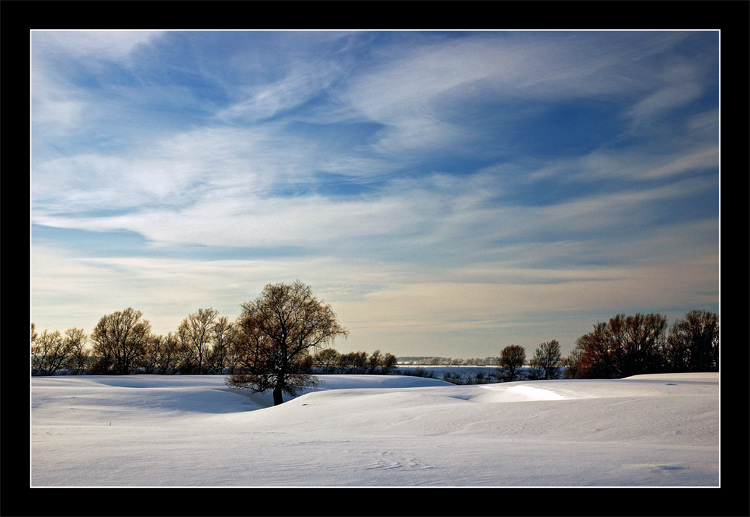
(33, 30), (164, 59)
(31, 31), (166, 134)
(31, 30), (720, 357)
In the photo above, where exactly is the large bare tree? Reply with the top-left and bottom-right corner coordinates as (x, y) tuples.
(227, 281), (348, 405)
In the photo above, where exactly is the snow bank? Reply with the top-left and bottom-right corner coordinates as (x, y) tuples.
(31, 372), (719, 487)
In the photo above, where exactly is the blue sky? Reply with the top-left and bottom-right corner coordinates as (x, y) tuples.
(31, 30), (720, 358)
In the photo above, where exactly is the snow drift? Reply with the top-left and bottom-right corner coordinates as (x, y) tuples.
(31, 372), (719, 487)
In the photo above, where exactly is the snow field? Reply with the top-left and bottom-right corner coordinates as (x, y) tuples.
(31, 372), (719, 487)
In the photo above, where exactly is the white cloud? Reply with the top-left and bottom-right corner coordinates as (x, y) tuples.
(32, 30), (164, 60)
(30, 31), (720, 357)
(33, 154), (717, 288)
(334, 244), (718, 355)
(32, 125), (322, 214)
(216, 59), (343, 123)
(31, 31), (166, 139)
(527, 138), (718, 182)
(31, 215), (718, 356)
(31, 74), (87, 134)
(337, 32), (701, 155)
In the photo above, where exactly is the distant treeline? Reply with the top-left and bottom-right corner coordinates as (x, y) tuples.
(31, 308), (718, 381)
(309, 349), (398, 375)
(30, 307), (398, 377)
(403, 309), (719, 382)
(397, 356), (500, 366)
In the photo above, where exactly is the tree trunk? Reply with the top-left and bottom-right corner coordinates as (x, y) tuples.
(272, 385), (283, 406)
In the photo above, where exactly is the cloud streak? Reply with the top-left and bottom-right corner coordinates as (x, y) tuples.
(31, 30), (720, 357)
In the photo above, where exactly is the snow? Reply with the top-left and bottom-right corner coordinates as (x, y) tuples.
(30, 372), (719, 487)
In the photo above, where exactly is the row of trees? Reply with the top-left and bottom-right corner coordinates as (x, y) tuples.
(31, 282), (354, 406)
(404, 366), (504, 385)
(32, 308), (244, 377)
(32, 309), (718, 381)
(401, 307), (718, 384)
(31, 326), (89, 376)
(398, 356), (500, 366)
(451, 308), (717, 384)
(312, 348), (398, 375)
(31, 283), (356, 382)
(495, 310), (718, 381)
(564, 310), (719, 378)
(495, 340), (563, 382)
(31, 315), (395, 378)
(32, 280), (719, 405)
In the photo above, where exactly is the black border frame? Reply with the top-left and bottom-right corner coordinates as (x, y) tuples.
(3, 2), (748, 516)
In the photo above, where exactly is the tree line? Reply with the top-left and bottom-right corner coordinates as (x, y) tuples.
(404, 340), (564, 384)
(563, 310), (719, 378)
(31, 311), (394, 377)
(401, 309), (718, 384)
(493, 309), (719, 381)
(31, 281), (388, 405)
(398, 356), (500, 366)
(32, 308), (239, 377)
(31, 280), (718, 400)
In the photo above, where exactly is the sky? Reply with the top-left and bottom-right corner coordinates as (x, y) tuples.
(30, 30), (720, 359)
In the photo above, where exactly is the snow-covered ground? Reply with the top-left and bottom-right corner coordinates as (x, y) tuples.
(30, 372), (719, 487)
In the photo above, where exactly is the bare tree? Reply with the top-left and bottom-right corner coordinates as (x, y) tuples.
(139, 334), (161, 373)
(32, 329), (73, 375)
(91, 308), (151, 374)
(366, 350), (398, 374)
(224, 326), (245, 375)
(227, 281), (348, 405)
(207, 316), (234, 373)
(572, 312), (668, 378)
(529, 339), (562, 380)
(563, 347), (584, 379)
(178, 308), (219, 374)
(65, 328), (89, 374)
(367, 350), (384, 374)
(499, 345), (526, 382)
(314, 347), (341, 373)
(616, 313), (667, 376)
(338, 351), (368, 373)
(577, 321), (619, 378)
(154, 332), (182, 374)
(666, 310), (719, 372)
(379, 352), (398, 374)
